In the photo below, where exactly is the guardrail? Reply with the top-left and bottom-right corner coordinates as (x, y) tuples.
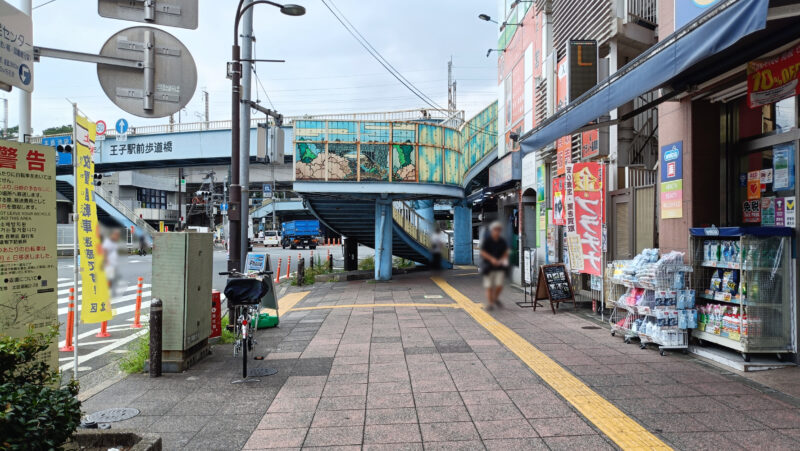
(391, 201), (451, 262)
(29, 108), (466, 142)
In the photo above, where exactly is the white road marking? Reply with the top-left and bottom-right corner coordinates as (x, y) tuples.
(60, 329), (147, 371)
(58, 283), (150, 299)
(58, 323), (135, 348)
(58, 292), (150, 315)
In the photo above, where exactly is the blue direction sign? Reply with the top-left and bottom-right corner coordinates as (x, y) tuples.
(115, 118), (129, 134)
(42, 136), (73, 166)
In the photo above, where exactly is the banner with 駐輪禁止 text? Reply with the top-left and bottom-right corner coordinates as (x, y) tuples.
(75, 114), (111, 323)
(0, 139), (58, 371)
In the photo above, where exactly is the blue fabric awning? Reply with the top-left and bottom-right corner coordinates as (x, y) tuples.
(521, 0), (769, 154)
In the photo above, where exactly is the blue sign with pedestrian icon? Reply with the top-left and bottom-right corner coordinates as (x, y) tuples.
(115, 118), (129, 134)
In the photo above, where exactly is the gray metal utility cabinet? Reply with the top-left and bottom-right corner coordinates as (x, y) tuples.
(151, 232), (212, 372)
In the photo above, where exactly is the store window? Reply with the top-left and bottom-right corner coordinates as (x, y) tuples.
(728, 96), (797, 227)
(137, 188), (168, 209)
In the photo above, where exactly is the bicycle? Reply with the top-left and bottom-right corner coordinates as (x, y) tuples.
(219, 269), (272, 378)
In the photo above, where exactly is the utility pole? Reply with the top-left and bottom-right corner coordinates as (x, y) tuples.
(203, 89), (210, 128)
(2, 98), (8, 138)
(447, 57), (457, 112)
(239, 0), (254, 267)
(18, 0), (32, 143)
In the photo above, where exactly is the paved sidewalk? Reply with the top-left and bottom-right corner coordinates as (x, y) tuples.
(79, 268), (800, 450)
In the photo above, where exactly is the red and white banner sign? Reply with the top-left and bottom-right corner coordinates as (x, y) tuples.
(747, 42), (800, 108)
(565, 162), (605, 276)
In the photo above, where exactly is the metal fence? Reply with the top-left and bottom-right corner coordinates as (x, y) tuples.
(626, 0), (657, 27)
(391, 201), (451, 262)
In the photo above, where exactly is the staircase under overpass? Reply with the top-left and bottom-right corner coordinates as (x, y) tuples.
(56, 175), (156, 240)
(305, 196), (451, 268)
(292, 103), (499, 279)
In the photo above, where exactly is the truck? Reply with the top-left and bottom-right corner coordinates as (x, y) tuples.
(281, 220), (320, 249)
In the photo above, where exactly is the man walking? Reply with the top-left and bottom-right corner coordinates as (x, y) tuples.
(480, 221), (509, 310)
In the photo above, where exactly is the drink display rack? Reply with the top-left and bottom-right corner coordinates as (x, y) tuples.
(608, 249), (695, 356)
(689, 227), (793, 362)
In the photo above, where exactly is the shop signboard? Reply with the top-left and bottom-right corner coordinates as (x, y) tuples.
(566, 40), (597, 101)
(660, 141), (683, 219)
(573, 162), (604, 275)
(786, 197), (796, 228)
(552, 176), (566, 225)
(536, 163), (546, 201)
(775, 198), (785, 226)
(75, 115), (112, 323)
(747, 170), (761, 200)
(489, 151), (521, 187)
(773, 144), (795, 190)
(537, 204), (547, 247)
(556, 57), (568, 111)
(747, 41), (800, 108)
(743, 199), (761, 223)
(0, 139), (58, 371)
(761, 197), (776, 226)
(556, 135), (571, 175)
(581, 129), (598, 159)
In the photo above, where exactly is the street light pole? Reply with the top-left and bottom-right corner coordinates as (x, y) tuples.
(228, 0), (304, 272)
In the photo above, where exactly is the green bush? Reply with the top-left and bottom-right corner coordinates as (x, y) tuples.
(0, 327), (82, 450)
(358, 255), (375, 271)
(219, 316), (236, 344)
(118, 331), (150, 374)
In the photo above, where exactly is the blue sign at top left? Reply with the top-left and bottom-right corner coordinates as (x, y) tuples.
(115, 118), (129, 134)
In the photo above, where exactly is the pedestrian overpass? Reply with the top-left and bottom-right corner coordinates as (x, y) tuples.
(292, 103), (499, 279)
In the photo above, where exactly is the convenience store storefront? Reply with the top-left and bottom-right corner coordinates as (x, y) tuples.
(519, 0), (800, 362)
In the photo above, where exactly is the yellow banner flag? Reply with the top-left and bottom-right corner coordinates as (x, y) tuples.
(75, 114), (111, 323)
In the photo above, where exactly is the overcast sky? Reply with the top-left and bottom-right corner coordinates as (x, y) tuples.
(9, 0), (499, 134)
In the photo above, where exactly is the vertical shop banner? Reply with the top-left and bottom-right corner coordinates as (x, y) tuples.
(570, 162), (604, 276)
(785, 197), (796, 227)
(537, 204), (546, 247)
(563, 164), (583, 271)
(535, 163), (546, 202)
(552, 176), (566, 225)
(747, 41), (800, 108)
(747, 170), (761, 200)
(773, 144), (795, 190)
(75, 115), (112, 323)
(556, 135), (571, 175)
(0, 140), (58, 371)
(742, 199), (761, 223)
(761, 197), (776, 226)
(660, 141), (683, 219)
(775, 198), (785, 226)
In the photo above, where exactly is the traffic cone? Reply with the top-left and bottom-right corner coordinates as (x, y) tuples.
(131, 277), (144, 328)
(96, 320), (111, 338)
(60, 288), (75, 352)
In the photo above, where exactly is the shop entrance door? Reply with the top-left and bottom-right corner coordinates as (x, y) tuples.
(609, 186), (656, 261)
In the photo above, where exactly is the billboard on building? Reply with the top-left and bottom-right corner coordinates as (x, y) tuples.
(567, 40), (598, 101)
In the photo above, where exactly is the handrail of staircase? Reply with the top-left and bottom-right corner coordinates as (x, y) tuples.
(94, 185), (157, 236)
(391, 201), (451, 262)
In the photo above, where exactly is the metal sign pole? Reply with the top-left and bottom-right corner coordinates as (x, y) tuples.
(71, 102), (79, 380)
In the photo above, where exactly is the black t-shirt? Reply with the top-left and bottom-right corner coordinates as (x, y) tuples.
(480, 234), (508, 272)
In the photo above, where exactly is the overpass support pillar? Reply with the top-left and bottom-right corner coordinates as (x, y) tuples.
(375, 198), (393, 281)
(344, 237), (358, 271)
(414, 199), (435, 224)
(453, 200), (473, 265)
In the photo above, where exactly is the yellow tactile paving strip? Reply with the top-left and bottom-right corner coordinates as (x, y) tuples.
(289, 303), (460, 312)
(261, 291), (311, 316)
(432, 277), (671, 451)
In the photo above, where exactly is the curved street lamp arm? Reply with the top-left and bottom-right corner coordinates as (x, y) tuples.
(234, 0), (285, 44)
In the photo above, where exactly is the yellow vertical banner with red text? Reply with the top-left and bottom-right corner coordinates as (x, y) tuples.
(75, 114), (111, 323)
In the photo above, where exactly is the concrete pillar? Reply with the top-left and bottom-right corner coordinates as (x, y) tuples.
(413, 199), (435, 224)
(453, 200), (472, 265)
(374, 199), (393, 280)
(343, 237), (358, 271)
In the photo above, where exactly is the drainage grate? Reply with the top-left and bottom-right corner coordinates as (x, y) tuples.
(84, 408), (139, 423)
(581, 326), (601, 330)
(249, 367), (278, 377)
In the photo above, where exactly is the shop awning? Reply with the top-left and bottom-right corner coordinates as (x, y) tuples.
(520, 0), (769, 155)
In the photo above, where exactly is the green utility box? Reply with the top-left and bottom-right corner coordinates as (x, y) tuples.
(256, 312), (279, 329)
(151, 232), (213, 372)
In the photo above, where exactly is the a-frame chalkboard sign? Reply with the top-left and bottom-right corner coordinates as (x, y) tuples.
(533, 264), (576, 314)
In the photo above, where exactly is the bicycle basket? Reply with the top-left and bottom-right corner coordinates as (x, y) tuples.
(224, 278), (268, 305)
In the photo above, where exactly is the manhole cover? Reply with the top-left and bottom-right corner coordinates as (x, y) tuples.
(581, 326), (601, 330)
(424, 295), (443, 299)
(249, 367), (278, 377)
(84, 408), (139, 423)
